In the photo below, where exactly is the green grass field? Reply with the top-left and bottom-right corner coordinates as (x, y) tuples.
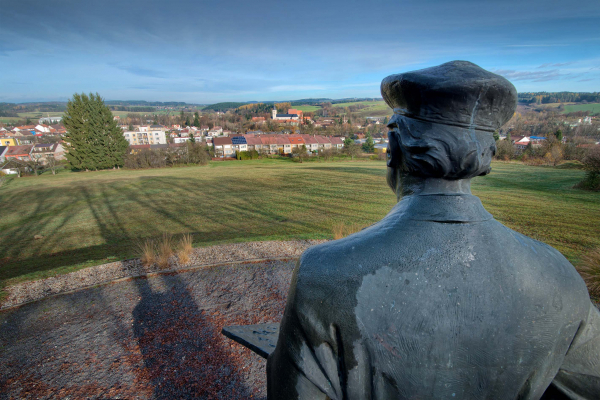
(0, 109), (179, 124)
(0, 160), (598, 291)
(563, 103), (600, 114)
(332, 100), (393, 118)
(293, 105), (322, 113)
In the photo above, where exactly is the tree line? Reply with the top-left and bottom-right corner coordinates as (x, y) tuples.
(519, 92), (600, 104)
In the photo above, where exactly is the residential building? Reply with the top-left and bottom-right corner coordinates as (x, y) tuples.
(300, 134), (319, 152)
(0, 146), (7, 162)
(123, 125), (167, 145)
(230, 135), (248, 153)
(30, 143), (66, 164)
(288, 135), (305, 151)
(16, 136), (35, 145)
(1, 159), (30, 175)
(1, 137), (16, 147)
(38, 116), (62, 124)
(245, 136), (263, 152)
(260, 135), (280, 154)
(5, 145), (33, 161)
(315, 135), (332, 150)
(34, 125), (52, 134)
(330, 136), (344, 150)
(148, 125), (167, 144)
(276, 135), (291, 154)
(213, 137), (234, 157)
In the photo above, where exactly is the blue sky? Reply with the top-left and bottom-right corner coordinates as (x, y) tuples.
(1, 0), (599, 103)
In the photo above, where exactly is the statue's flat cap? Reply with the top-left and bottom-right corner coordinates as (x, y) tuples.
(381, 61), (517, 132)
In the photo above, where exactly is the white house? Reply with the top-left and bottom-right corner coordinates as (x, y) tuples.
(124, 125), (167, 145)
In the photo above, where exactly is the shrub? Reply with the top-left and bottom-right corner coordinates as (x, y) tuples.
(124, 143), (210, 169)
(495, 139), (515, 160)
(332, 222), (366, 240)
(578, 248), (600, 298)
(236, 150), (260, 160)
(177, 233), (193, 265)
(137, 239), (156, 267)
(577, 146), (600, 191)
(157, 233), (173, 269)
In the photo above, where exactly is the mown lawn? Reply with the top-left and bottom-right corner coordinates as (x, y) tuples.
(562, 103), (600, 114)
(331, 100), (393, 118)
(0, 159), (598, 290)
(293, 105), (322, 113)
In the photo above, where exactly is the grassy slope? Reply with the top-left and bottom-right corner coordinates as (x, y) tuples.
(0, 110), (177, 124)
(293, 105), (322, 113)
(562, 103), (600, 114)
(332, 100), (393, 118)
(0, 160), (598, 289)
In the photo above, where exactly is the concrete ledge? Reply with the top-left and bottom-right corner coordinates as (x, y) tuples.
(1, 240), (326, 310)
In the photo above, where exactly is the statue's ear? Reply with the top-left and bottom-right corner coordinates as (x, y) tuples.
(387, 118), (403, 169)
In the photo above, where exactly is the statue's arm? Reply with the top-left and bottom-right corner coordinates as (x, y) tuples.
(267, 269), (342, 400)
(548, 303), (600, 399)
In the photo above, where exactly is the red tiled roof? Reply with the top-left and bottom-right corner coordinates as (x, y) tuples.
(288, 135), (305, 145)
(330, 136), (344, 145)
(315, 136), (331, 144)
(245, 137), (263, 145)
(300, 134), (318, 144)
(260, 136), (278, 145)
(5, 145), (32, 156)
(213, 137), (232, 146)
(275, 135), (291, 145)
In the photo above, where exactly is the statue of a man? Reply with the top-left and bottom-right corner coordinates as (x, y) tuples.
(267, 61), (600, 399)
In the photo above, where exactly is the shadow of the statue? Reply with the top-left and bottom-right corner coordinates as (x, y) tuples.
(132, 273), (253, 399)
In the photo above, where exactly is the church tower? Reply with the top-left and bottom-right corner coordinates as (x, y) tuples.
(272, 107), (277, 120)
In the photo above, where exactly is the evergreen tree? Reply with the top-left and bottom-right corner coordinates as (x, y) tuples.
(555, 129), (563, 141)
(362, 133), (375, 153)
(193, 112), (200, 128)
(493, 131), (500, 141)
(63, 93), (129, 171)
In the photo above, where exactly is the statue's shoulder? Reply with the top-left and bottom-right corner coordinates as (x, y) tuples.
(493, 221), (585, 283)
(296, 222), (407, 284)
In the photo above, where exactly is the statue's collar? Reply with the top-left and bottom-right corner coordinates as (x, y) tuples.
(394, 194), (493, 223)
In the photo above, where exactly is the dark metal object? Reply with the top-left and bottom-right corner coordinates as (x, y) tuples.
(225, 61), (600, 399)
(221, 323), (279, 359)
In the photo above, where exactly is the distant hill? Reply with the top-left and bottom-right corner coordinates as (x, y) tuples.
(518, 92), (600, 104)
(203, 102), (249, 111)
(105, 100), (189, 107)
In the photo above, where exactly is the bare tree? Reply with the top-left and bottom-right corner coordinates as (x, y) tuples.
(46, 155), (58, 175)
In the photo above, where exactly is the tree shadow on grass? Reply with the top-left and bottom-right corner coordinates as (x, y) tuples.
(0, 167), (393, 284)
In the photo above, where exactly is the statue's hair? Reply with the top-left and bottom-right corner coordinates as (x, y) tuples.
(387, 117), (496, 180)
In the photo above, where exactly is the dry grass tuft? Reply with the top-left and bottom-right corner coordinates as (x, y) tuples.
(578, 248), (600, 298)
(157, 233), (174, 269)
(332, 222), (345, 240)
(332, 222), (366, 240)
(138, 239), (156, 267)
(177, 233), (194, 265)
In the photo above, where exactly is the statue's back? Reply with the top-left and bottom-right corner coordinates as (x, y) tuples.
(280, 196), (591, 399)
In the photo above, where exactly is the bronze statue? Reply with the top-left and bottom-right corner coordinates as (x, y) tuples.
(265, 61), (600, 399)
